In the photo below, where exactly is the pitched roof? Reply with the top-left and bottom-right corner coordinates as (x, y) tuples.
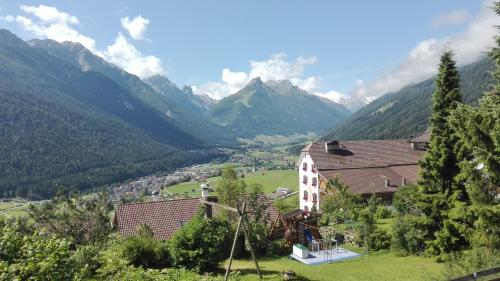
(410, 130), (430, 143)
(320, 165), (420, 195)
(115, 198), (202, 240)
(307, 140), (424, 170)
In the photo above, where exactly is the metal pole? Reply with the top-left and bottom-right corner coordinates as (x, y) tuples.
(224, 202), (246, 281)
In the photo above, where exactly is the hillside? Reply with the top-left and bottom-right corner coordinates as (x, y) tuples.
(207, 78), (351, 138)
(29, 39), (235, 146)
(323, 58), (494, 140)
(0, 29), (212, 199)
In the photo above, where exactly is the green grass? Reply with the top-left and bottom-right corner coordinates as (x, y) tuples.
(225, 246), (445, 281)
(0, 202), (30, 217)
(163, 169), (299, 197)
(376, 218), (395, 232)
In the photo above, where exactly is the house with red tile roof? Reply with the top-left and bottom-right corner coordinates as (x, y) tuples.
(114, 192), (281, 240)
(298, 138), (427, 212)
(114, 198), (203, 240)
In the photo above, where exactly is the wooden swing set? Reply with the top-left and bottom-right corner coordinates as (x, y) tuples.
(202, 200), (262, 280)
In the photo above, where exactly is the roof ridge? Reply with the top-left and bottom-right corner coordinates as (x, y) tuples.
(116, 197), (200, 207)
(318, 163), (419, 171)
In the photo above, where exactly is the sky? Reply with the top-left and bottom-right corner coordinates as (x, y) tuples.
(0, 0), (498, 101)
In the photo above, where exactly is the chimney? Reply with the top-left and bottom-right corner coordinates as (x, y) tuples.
(401, 177), (407, 186)
(384, 178), (391, 188)
(200, 183), (210, 199)
(325, 140), (340, 153)
(200, 183), (217, 219)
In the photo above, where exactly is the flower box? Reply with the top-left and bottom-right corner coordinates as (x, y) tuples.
(293, 244), (309, 259)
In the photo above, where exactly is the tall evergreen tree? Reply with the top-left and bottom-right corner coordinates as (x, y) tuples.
(446, 1), (500, 249)
(417, 50), (469, 255)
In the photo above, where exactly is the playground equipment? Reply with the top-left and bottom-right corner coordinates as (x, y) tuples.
(298, 219), (341, 263)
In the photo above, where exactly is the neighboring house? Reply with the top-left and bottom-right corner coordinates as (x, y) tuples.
(298, 138), (428, 212)
(114, 190), (280, 240)
(409, 129), (430, 150)
(114, 198), (203, 240)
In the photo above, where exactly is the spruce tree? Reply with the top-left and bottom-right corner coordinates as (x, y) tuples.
(417, 50), (467, 254)
(446, 1), (500, 249)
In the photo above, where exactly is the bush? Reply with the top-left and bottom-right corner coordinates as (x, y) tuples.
(374, 205), (393, 219)
(391, 215), (428, 255)
(168, 211), (231, 273)
(392, 186), (419, 215)
(265, 240), (290, 257)
(369, 229), (391, 250)
(119, 235), (170, 269)
(439, 247), (500, 280)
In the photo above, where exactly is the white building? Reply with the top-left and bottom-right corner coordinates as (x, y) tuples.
(298, 139), (427, 212)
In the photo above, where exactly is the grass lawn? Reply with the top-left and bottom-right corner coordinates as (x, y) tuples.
(0, 202), (30, 217)
(225, 246), (445, 281)
(163, 169), (298, 197)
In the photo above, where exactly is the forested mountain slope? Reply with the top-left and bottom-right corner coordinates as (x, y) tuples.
(29, 39), (235, 146)
(323, 58), (494, 140)
(0, 29), (211, 199)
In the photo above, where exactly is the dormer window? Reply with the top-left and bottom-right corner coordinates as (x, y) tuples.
(302, 175), (308, 184)
(302, 162), (307, 171)
(312, 177), (317, 186)
(303, 190), (308, 201)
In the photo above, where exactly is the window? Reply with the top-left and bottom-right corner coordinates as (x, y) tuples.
(311, 164), (317, 173)
(302, 175), (308, 184)
(312, 177), (317, 186)
(303, 190), (308, 201)
(312, 193), (318, 203)
(304, 206), (309, 211)
(302, 162), (307, 171)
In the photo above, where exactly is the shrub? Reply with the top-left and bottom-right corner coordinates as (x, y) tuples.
(392, 186), (419, 215)
(391, 215), (428, 255)
(168, 211), (231, 273)
(374, 205), (393, 219)
(369, 229), (391, 250)
(119, 234), (170, 269)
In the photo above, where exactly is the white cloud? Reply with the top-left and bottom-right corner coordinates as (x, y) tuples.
(21, 4), (78, 24)
(352, 0), (498, 99)
(7, 5), (97, 52)
(6, 5), (164, 78)
(121, 15), (149, 40)
(432, 9), (469, 28)
(104, 33), (164, 78)
(193, 53), (323, 100)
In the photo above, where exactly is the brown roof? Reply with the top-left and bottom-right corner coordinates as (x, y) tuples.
(115, 198), (202, 240)
(320, 165), (420, 195)
(410, 130), (430, 143)
(308, 140), (424, 170)
(305, 140), (425, 195)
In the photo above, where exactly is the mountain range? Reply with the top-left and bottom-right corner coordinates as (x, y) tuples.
(322, 57), (494, 141)
(206, 78), (352, 138)
(0, 27), (494, 199)
(0, 29), (216, 199)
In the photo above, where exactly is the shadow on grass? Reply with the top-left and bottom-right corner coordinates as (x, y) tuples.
(235, 268), (313, 280)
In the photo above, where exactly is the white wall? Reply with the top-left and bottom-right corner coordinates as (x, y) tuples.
(298, 154), (320, 212)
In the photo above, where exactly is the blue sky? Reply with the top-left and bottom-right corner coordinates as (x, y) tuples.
(0, 1), (497, 100)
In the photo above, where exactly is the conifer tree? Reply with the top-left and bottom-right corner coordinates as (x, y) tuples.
(417, 50), (467, 254)
(446, 1), (500, 249)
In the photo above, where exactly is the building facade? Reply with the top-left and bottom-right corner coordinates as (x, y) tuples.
(298, 139), (427, 211)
